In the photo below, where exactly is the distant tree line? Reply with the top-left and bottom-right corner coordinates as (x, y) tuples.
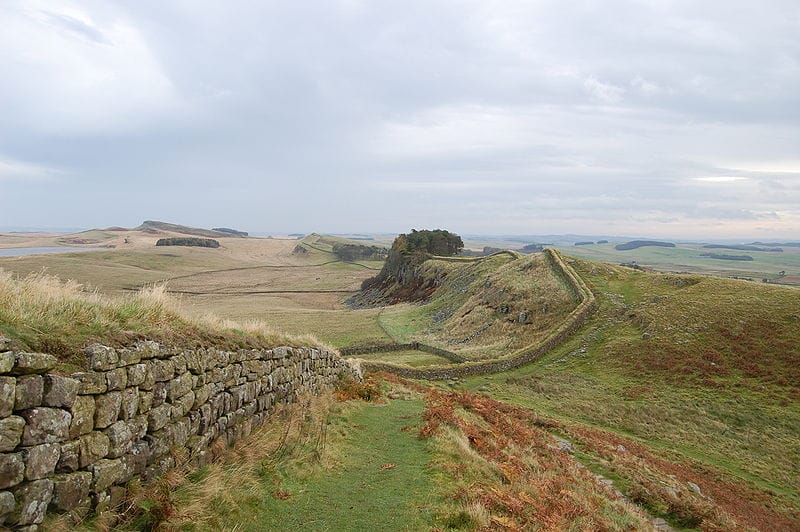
(615, 240), (675, 251)
(156, 238), (220, 248)
(332, 243), (388, 262)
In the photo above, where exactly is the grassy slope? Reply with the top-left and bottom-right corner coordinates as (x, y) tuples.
(376, 252), (576, 362)
(454, 258), (800, 524)
(0, 271), (324, 369)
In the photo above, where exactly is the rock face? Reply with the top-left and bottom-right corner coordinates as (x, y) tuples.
(0, 341), (356, 527)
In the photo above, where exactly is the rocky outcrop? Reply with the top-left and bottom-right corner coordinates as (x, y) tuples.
(0, 341), (356, 528)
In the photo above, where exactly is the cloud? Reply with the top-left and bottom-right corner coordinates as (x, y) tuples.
(0, 0), (797, 238)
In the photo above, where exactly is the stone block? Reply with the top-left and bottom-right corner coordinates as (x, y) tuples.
(78, 431), (109, 468)
(119, 387), (139, 420)
(56, 440), (80, 473)
(0, 416), (25, 452)
(117, 348), (141, 366)
(22, 443), (60, 480)
(88, 458), (124, 492)
(185, 351), (205, 374)
(50, 471), (91, 512)
(105, 368), (127, 391)
(103, 421), (133, 458)
(94, 391), (122, 429)
(152, 381), (167, 406)
(172, 353), (187, 374)
(72, 372), (106, 395)
(19, 408), (71, 445)
(84, 344), (118, 371)
(150, 359), (174, 382)
(10, 353), (57, 375)
(167, 372), (193, 401)
(11, 478), (52, 525)
(0, 377), (14, 418)
(42, 375), (79, 408)
(0, 490), (14, 519)
(172, 390), (195, 419)
(0, 453), (24, 489)
(130, 415), (148, 439)
(126, 363), (147, 387)
(14, 375), (43, 411)
(0, 352), (14, 373)
(138, 391), (153, 414)
(147, 404), (171, 432)
(68, 395), (95, 438)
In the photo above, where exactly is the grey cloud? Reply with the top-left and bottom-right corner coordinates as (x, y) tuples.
(0, 0), (798, 238)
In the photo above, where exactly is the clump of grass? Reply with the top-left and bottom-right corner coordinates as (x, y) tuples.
(0, 269), (330, 366)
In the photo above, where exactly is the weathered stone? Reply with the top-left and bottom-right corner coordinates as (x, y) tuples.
(130, 415), (148, 439)
(172, 390), (195, 418)
(72, 372), (107, 395)
(117, 348), (141, 366)
(50, 471), (91, 512)
(78, 431), (109, 468)
(10, 353), (57, 375)
(14, 375), (43, 411)
(11, 478), (52, 525)
(89, 458), (124, 492)
(22, 442), (60, 480)
(105, 368), (128, 391)
(19, 408), (71, 445)
(185, 351), (205, 374)
(134, 340), (161, 359)
(172, 353), (187, 374)
(42, 375), (79, 408)
(0, 453), (24, 489)
(168, 372), (193, 401)
(138, 390), (153, 414)
(0, 490), (14, 518)
(150, 359), (174, 382)
(56, 440), (80, 473)
(119, 387), (139, 420)
(126, 363), (147, 387)
(84, 344), (118, 371)
(147, 404), (171, 432)
(0, 376), (14, 417)
(152, 381), (167, 406)
(68, 395), (95, 438)
(0, 352), (14, 373)
(0, 416), (25, 452)
(94, 391), (122, 429)
(103, 421), (133, 458)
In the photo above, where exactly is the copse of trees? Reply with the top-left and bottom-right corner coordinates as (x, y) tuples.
(393, 229), (464, 257)
(332, 243), (388, 262)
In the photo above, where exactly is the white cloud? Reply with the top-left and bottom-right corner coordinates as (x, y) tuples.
(0, 157), (61, 182)
(584, 77), (625, 103)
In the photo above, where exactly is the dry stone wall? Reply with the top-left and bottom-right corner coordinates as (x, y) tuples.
(0, 341), (356, 529)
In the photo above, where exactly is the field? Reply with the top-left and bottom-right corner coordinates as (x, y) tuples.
(3, 225), (799, 530)
(555, 241), (800, 285)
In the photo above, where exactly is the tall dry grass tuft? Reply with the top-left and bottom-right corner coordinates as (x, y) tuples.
(0, 269), (329, 365)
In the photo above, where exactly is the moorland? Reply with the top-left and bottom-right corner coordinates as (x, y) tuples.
(0, 222), (798, 531)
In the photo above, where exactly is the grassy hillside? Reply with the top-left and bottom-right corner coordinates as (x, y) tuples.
(0, 270), (323, 368)
(452, 257), (800, 528)
(359, 252), (578, 362)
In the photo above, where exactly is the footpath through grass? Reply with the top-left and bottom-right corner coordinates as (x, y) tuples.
(255, 398), (437, 531)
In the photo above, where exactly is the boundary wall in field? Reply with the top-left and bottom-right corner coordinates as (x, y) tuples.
(0, 342), (356, 528)
(354, 249), (597, 379)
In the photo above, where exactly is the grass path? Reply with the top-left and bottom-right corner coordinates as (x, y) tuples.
(249, 398), (437, 531)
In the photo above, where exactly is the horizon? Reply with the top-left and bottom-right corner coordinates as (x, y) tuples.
(1, 1), (798, 238)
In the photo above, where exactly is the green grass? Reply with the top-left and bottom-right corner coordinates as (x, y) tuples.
(456, 258), (800, 512)
(168, 396), (439, 531)
(352, 350), (453, 367)
(556, 242), (800, 285)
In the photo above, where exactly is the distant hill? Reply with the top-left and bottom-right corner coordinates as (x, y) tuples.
(212, 227), (248, 237)
(703, 244), (782, 252)
(135, 220), (236, 238)
(615, 240), (675, 251)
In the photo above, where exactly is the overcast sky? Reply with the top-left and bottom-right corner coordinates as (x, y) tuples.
(1, 1), (798, 239)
